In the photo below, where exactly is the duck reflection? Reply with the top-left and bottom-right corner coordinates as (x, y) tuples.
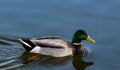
(72, 53), (94, 70)
(20, 52), (72, 67)
(20, 52), (93, 69)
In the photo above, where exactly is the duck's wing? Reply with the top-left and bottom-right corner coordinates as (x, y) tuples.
(19, 36), (70, 51)
(31, 36), (69, 49)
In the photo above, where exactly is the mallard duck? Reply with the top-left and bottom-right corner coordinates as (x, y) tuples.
(19, 30), (95, 57)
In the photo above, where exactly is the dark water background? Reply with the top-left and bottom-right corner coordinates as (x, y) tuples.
(0, 0), (120, 70)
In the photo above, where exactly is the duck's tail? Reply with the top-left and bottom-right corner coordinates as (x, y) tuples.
(19, 38), (36, 51)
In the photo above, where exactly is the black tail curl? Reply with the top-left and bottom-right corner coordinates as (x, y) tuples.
(19, 38), (36, 51)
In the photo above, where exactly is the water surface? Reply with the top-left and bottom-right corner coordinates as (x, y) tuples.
(0, 0), (120, 70)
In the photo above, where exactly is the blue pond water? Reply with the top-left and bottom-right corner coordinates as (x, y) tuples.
(0, 0), (120, 70)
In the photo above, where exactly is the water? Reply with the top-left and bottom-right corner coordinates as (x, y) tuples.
(0, 0), (120, 70)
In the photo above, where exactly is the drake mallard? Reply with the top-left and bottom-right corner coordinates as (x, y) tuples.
(19, 30), (95, 57)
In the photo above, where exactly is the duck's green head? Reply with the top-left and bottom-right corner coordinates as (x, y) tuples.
(72, 30), (95, 43)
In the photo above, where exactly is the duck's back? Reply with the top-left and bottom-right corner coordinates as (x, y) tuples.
(31, 36), (70, 48)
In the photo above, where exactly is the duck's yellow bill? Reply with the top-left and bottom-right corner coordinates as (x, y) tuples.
(86, 35), (95, 43)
